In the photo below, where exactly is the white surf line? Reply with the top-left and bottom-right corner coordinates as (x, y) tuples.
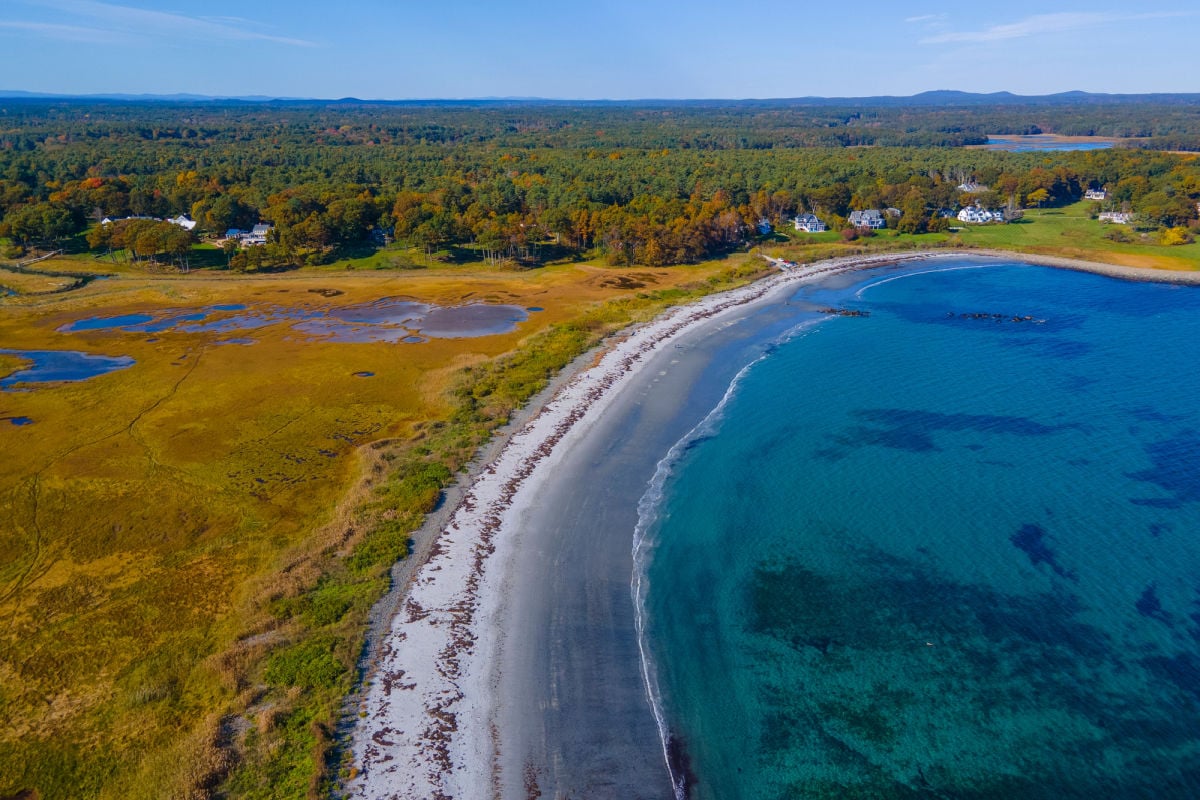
(852, 257), (998, 298)
(345, 252), (937, 800)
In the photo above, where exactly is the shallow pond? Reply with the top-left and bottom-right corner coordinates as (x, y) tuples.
(0, 348), (134, 390)
(61, 299), (528, 344)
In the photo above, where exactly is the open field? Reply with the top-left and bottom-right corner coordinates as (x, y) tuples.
(0, 254), (768, 799)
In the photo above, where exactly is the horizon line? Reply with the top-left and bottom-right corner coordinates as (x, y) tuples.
(6, 88), (1200, 104)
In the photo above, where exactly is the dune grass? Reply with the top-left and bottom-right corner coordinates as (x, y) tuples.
(0, 255), (768, 800)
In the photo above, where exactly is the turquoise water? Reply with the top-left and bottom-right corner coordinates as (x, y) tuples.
(639, 260), (1200, 799)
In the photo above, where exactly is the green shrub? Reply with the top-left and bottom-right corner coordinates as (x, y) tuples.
(263, 638), (346, 691)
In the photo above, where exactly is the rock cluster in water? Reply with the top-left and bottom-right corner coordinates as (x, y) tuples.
(948, 312), (1045, 324)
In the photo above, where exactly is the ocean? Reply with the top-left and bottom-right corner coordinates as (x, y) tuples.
(636, 259), (1200, 799)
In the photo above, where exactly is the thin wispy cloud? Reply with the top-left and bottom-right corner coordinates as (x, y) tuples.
(904, 14), (946, 24)
(0, 19), (126, 43)
(921, 11), (1190, 44)
(16, 0), (317, 47)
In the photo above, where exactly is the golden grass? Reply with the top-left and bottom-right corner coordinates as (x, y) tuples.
(0, 256), (760, 799)
(0, 268), (79, 295)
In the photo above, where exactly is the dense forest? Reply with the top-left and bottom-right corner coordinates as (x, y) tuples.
(2, 98), (1200, 267)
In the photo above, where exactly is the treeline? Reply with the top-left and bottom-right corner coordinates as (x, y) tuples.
(2, 102), (1200, 266)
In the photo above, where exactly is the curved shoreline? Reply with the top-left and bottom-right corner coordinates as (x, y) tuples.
(342, 249), (1198, 799)
(962, 247), (1200, 284)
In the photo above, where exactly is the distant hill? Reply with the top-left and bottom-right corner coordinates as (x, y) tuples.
(0, 90), (305, 103)
(3, 89), (1200, 107)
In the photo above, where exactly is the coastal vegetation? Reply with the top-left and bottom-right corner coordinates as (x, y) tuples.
(0, 254), (766, 799)
(3, 96), (1200, 799)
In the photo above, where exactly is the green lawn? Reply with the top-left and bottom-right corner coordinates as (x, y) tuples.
(953, 201), (1200, 271)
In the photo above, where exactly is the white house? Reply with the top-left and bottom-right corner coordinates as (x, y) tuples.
(958, 181), (988, 193)
(848, 210), (886, 229)
(168, 215), (197, 231)
(1084, 188), (1107, 201)
(1098, 212), (1134, 225)
(957, 206), (1005, 224)
(237, 222), (274, 246)
(793, 213), (827, 233)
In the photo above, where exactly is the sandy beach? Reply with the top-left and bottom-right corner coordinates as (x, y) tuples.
(342, 249), (1199, 800)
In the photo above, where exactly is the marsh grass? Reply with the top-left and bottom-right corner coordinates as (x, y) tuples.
(0, 256), (766, 799)
(0, 268), (79, 295)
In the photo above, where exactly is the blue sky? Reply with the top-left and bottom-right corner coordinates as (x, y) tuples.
(1, 0), (1196, 99)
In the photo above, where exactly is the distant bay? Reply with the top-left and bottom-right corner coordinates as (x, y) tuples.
(980, 134), (1116, 152)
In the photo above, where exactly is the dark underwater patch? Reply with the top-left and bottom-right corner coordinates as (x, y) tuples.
(1011, 523), (1075, 580)
(1141, 652), (1200, 703)
(1136, 585), (1170, 623)
(1127, 431), (1200, 506)
(742, 551), (1200, 798)
(819, 408), (1079, 457)
(1004, 336), (1094, 360)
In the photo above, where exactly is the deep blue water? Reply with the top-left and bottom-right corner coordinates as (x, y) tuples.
(639, 260), (1200, 800)
(0, 348), (134, 390)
